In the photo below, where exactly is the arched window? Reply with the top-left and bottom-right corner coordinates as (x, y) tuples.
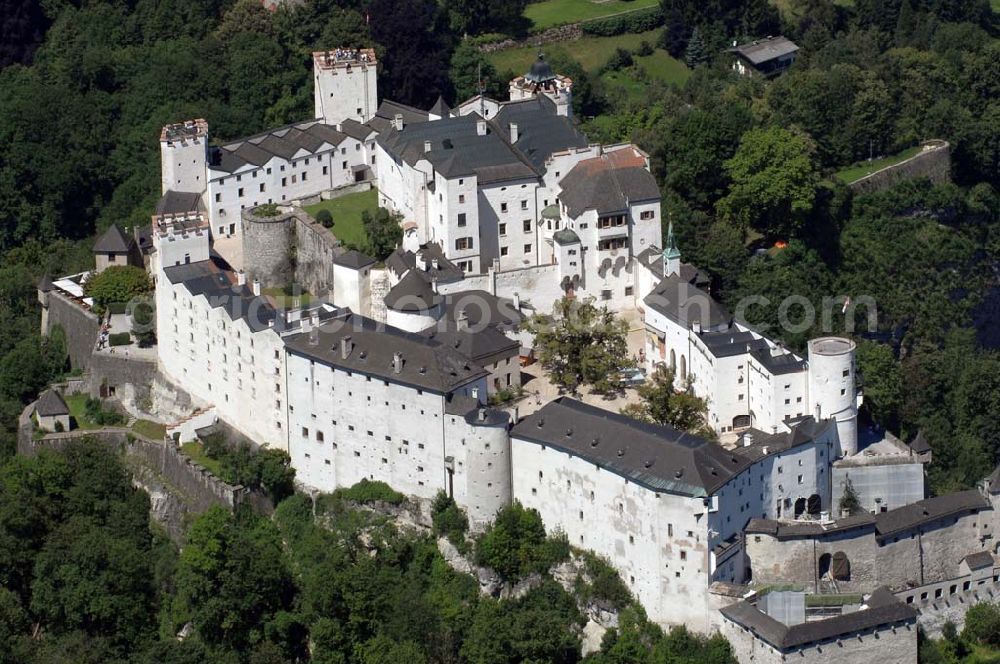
(818, 553), (832, 579)
(733, 415), (751, 429)
(807, 494), (822, 515)
(670, 349), (676, 371)
(680, 355), (687, 380)
(794, 497), (806, 518)
(832, 552), (851, 581)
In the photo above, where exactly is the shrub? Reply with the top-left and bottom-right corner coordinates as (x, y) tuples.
(54, 420), (64, 433)
(579, 553), (632, 609)
(475, 502), (568, 580)
(636, 40), (654, 57)
(581, 6), (663, 37)
(603, 48), (634, 73)
(84, 265), (151, 309)
(335, 479), (406, 505)
(962, 602), (1000, 646)
(432, 491), (469, 550)
(84, 397), (125, 426)
(109, 332), (132, 346)
(315, 209), (333, 228)
(255, 203), (280, 217)
(106, 302), (128, 315)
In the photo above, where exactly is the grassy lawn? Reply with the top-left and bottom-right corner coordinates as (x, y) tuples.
(993, 0), (1000, 12)
(526, 0), (660, 30)
(489, 29), (663, 75)
(303, 188), (378, 248)
(262, 286), (312, 308)
(65, 394), (101, 430)
(180, 440), (225, 477)
(132, 419), (166, 440)
(834, 145), (923, 184)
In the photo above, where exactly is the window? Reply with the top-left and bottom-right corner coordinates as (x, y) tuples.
(342, 161), (347, 170)
(500, 247), (508, 256)
(500, 202), (508, 213)
(680, 551), (687, 561)
(499, 223), (507, 236)
(457, 213), (466, 227)
(523, 219), (531, 233)
(625, 286), (633, 296)
(459, 194), (465, 204)
(281, 177), (287, 186)
(214, 193), (221, 202)
(843, 369), (850, 377)
(259, 183), (265, 192)
(455, 237), (474, 251)
(640, 210), (654, 220)
(523, 244), (531, 254)
(316, 431), (324, 442)
(238, 187), (244, 197)
(322, 165), (328, 175)
(520, 199), (528, 210)
(301, 427), (309, 437)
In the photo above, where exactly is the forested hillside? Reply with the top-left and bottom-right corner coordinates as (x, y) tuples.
(0, 440), (736, 663)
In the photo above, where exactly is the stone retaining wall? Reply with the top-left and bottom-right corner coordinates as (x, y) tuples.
(850, 140), (951, 196)
(45, 289), (100, 370)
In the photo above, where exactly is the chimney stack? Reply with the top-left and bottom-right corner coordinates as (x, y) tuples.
(237, 270), (246, 286)
(471, 386), (480, 402)
(512, 292), (520, 310)
(340, 336), (352, 359)
(424, 140), (432, 153)
(814, 403), (822, 421)
(393, 351), (403, 374)
(478, 407), (487, 421)
(252, 277), (261, 297)
(742, 433), (753, 447)
(431, 258), (439, 270)
(477, 120), (487, 136)
(509, 122), (519, 143)
(394, 113), (404, 131)
(456, 308), (468, 331)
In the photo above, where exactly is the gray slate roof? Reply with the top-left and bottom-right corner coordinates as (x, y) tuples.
(644, 274), (731, 329)
(385, 243), (464, 284)
(721, 587), (915, 651)
(553, 228), (580, 245)
(735, 417), (831, 463)
(635, 245), (711, 288)
(367, 99), (430, 135)
(156, 190), (203, 216)
(558, 164), (659, 217)
(377, 113), (539, 185)
(746, 490), (990, 541)
(964, 551), (995, 570)
(332, 249), (376, 269)
(384, 270), (442, 312)
(440, 290), (523, 331)
(511, 398), (752, 497)
(493, 96), (589, 172)
(424, 326), (519, 366)
(93, 224), (135, 254)
(284, 312), (487, 394)
(36, 389), (69, 417)
(731, 36), (800, 65)
(210, 120), (348, 174)
(698, 329), (806, 375)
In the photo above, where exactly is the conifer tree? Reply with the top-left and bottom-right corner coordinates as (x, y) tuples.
(684, 27), (708, 69)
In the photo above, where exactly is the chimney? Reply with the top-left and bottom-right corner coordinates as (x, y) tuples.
(456, 308), (468, 331)
(308, 318), (318, 345)
(471, 386), (480, 401)
(393, 351), (403, 374)
(424, 140), (432, 153)
(421, 254), (430, 271)
(478, 407), (487, 421)
(692, 321), (701, 334)
(477, 120), (487, 136)
(237, 270), (246, 286)
(394, 113), (403, 131)
(509, 122), (519, 142)
(512, 292), (521, 310)
(742, 433), (753, 447)
(431, 258), (439, 270)
(340, 336), (352, 359)
(814, 403), (822, 420)
(335, 123), (343, 132)
(761, 446), (769, 455)
(252, 277), (261, 297)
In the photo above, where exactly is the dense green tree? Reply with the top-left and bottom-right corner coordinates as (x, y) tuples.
(359, 208), (403, 260)
(717, 127), (821, 238)
(962, 602), (1000, 647)
(367, 0), (452, 108)
(525, 297), (631, 395)
(449, 43), (504, 104)
(856, 340), (902, 430)
(83, 265), (152, 310)
(684, 27), (708, 68)
(620, 366), (715, 439)
(475, 502), (567, 581)
(443, 0), (528, 37)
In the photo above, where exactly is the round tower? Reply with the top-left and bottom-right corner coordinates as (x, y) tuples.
(446, 405), (512, 530)
(508, 53), (573, 117)
(807, 337), (858, 457)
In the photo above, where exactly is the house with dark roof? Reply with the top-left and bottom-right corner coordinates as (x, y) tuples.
(730, 36), (800, 77)
(720, 587), (917, 663)
(34, 389), (70, 432)
(93, 223), (142, 273)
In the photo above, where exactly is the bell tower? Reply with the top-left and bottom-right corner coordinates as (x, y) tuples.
(508, 53), (573, 117)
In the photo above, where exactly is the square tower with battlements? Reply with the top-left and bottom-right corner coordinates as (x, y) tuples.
(313, 48), (378, 125)
(159, 119), (209, 194)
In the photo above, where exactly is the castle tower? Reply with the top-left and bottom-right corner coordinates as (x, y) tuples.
(807, 337), (860, 457)
(663, 222), (681, 277)
(508, 53), (573, 117)
(313, 48), (378, 125)
(159, 119), (209, 195)
(445, 404), (512, 530)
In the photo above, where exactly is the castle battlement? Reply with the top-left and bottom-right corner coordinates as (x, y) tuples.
(312, 48), (377, 70)
(160, 118), (208, 144)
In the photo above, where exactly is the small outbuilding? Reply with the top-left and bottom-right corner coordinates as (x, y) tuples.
(730, 36), (799, 77)
(35, 389), (71, 433)
(93, 223), (142, 273)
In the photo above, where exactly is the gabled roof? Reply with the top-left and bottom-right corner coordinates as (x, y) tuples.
(368, 99), (430, 134)
(644, 274), (731, 329)
(385, 243), (465, 284)
(909, 430), (931, 454)
(721, 587), (915, 651)
(735, 417), (831, 463)
(635, 245), (711, 288)
(35, 389), (69, 417)
(93, 224), (136, 254)
(492, 96), (589, 171)
(511, 398), (752, 497)
(284, 312), (487, 394)
(558, 153), (660, 218)
(440, 290), (523, 331)
(423, 326), (519, 365)
(730, 36), (799, 65)
(209, 120), (348, 175)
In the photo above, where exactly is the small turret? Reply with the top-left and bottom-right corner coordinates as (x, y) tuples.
(509, 53), (574, 117)
(663, 221), (681, 277)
